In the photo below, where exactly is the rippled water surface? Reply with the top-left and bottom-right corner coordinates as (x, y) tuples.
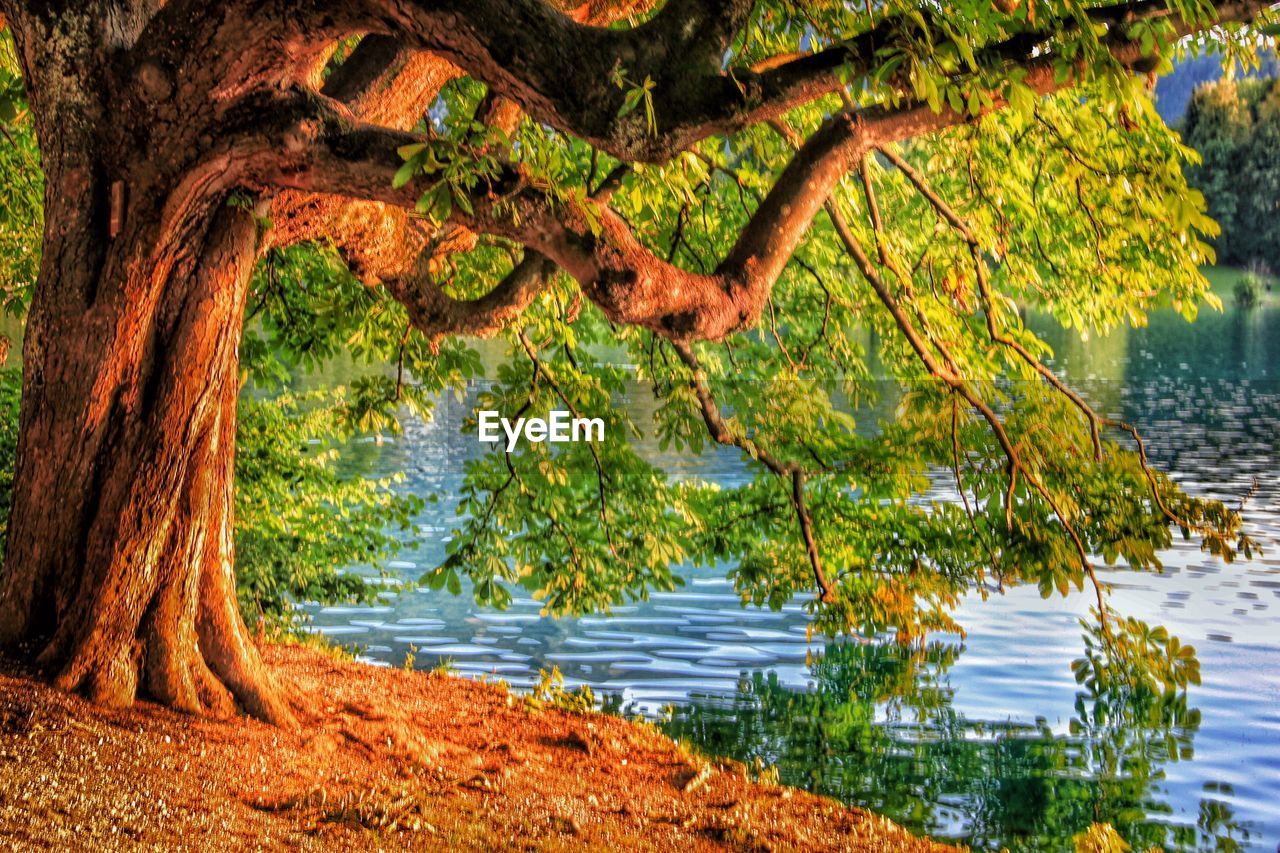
(305, 298), (1280, 850)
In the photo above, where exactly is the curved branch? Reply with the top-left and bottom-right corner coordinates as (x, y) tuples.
(259, 90), (963, 340)
(356, 0), (1271, 162)
(269, 45), (462, 290)
(248, 0), (1272, 344)
(383, 249), (556, 340)
(269, 2), (659, 287)
(124, 0), (1273, 175)
(128, 2), (358, 107)
(369, 0), (752, 162)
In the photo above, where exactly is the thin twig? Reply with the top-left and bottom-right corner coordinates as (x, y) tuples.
(669, 340), (836, 602)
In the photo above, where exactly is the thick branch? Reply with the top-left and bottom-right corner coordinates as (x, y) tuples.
(357, 0), (751, 162)
(251, 0), (1271, 343)
(269, 44), (463, 288)
(260, 91), (959, 340)
(270, 2), (659, 291)
(383, 250), (555, 340)
(352, 0), (1270, 162)
(320, 35), (415, 105)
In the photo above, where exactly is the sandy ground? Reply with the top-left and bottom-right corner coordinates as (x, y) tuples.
(0, 643), (954, 851)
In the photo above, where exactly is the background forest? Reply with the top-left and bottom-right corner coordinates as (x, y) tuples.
(1181, 74), (1280, 273)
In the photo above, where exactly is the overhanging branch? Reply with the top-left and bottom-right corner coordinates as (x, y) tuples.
(669, 340), (837, 603)
(350, 0), (1272, 162)
(241, 0), (1272, 345)
(256, 83), (985, 342)
(383, 250), (556, 340)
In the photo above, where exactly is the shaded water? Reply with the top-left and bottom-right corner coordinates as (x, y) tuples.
(301, 297), (1275, 849)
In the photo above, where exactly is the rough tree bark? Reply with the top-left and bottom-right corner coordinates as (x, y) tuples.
(0, 5), (295, 724)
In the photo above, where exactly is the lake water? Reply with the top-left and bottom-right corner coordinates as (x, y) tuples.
(284, 296), (1275, 849)
(6, 291), (1276, 849)
(5, 288), (1276, 847)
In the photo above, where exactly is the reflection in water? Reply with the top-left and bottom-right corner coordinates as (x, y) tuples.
(663, 640), (1248, 851)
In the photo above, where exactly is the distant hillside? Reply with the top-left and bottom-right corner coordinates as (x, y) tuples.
(1155, 51), (1278, 125)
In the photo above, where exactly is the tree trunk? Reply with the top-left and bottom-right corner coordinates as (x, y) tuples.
(0, 4), (295, 725)
(0, 175), (294, 726)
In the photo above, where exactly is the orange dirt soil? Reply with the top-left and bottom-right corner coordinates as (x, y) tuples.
(0, 643), (954, 851)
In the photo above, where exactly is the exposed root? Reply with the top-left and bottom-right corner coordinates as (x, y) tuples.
(7, 219), (298, 726)
(197, 541), (299, 729)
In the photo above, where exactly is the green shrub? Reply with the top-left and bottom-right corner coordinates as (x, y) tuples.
(232, 389), (422, 626)
(1233, 272), (1263, 309)
(0, 370), (419, 629)
(0, 368), (18, 572)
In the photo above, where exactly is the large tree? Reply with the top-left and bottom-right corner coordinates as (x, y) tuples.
(0, 0), (1268, 727)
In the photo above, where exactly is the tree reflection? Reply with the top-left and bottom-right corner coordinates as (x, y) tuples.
(661, 640), (1250, 851)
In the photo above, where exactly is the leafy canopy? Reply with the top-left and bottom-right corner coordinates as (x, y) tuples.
(1, 1), (1273, 685)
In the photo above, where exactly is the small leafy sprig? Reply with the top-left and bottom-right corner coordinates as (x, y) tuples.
(393, 133), (504, 225)
(610, 63), (657, 137)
